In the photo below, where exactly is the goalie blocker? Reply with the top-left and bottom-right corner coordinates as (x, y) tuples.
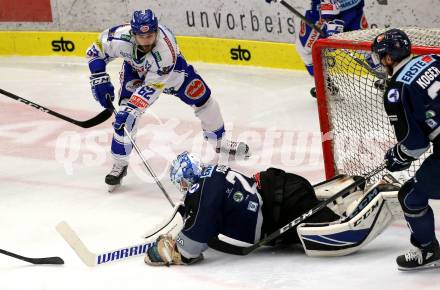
(142, 152), (402, 266)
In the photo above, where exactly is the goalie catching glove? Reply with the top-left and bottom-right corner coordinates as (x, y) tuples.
(144, 235), (203, 266)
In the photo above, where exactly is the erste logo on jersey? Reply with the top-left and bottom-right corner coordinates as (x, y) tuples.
(185, 79), (206, 99)
(397, 55), (436, 84)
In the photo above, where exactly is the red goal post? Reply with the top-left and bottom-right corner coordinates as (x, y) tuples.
(312, 27), (440, 180)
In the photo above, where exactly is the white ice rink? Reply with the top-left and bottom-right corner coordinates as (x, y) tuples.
(1, 57), (439, 290)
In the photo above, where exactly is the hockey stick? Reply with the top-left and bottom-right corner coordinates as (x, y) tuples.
(276, 0), (387, 79)
(0, 88), (112, 128)
(208, 162), (387, 255)
(109, 102), (175, 207)
(56, 221), (153, 267)
(0, 248), (64, 265)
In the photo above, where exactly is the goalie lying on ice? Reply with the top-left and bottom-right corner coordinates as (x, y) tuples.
(144, 152), (402, 266)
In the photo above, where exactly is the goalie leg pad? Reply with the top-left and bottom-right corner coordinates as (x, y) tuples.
(297, 182), (399, 256)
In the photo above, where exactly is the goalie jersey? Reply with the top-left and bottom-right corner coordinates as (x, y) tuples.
(176, 165), (263, 259)
(384, 54), (440, 159)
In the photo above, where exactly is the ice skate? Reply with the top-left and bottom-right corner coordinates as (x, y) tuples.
(397, 239), (440, 271)
(105, 161), (128, 192)
(216, 139), (251, 159)
(310, 77), (339, 99)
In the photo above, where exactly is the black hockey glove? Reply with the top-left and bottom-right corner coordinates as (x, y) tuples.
(384, 145), (413, 172)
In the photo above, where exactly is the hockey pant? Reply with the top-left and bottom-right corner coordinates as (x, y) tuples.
(111, 60), (225, 162)
(257, 167), (339, 245)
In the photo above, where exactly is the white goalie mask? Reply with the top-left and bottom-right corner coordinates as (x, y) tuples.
(169, 151), (203, 193)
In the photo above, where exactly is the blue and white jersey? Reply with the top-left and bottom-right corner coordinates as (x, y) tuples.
(295, 0), (367, 75)
(86, 24), (186, 106)
(176, 165), (263, 259)
(338, 0), (363, 12)
(384, 54), (440, 159)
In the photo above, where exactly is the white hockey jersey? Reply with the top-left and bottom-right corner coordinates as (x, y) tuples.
(86, 24), (185, 107)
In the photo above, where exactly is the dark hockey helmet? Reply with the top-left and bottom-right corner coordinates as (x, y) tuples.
(130, 9), (158, 35)
(371, 29), (411, 63)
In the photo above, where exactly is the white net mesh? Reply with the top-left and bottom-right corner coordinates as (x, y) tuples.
(320, 27), (440, 182)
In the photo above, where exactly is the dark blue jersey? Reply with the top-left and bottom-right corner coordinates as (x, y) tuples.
(175, 165), (263, 259)
(384, 54), (440, 159)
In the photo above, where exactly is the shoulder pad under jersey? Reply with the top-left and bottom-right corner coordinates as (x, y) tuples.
(151, 25), (179, 69)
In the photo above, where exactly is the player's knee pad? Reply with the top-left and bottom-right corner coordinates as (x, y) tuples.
(398, 179), (429, 216)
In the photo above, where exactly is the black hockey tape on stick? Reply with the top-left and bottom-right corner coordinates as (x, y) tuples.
(208, 162), (387, 255)
(0, 88), (112, 128)
(276, 0), (387, 79)
(108, 100), (175, 207)
(0, 248), (64, 265)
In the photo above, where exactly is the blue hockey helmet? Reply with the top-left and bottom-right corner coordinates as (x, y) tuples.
(169, 151), (203, 193)
(371, 29), (411, 63)
(130, 9), (158, 35)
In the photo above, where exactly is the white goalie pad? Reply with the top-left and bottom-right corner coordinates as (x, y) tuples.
(298, 180), (403, 257)
(313, 174), (365, 216)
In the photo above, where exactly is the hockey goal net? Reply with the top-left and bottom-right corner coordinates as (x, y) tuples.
(313, 27), (440, 181)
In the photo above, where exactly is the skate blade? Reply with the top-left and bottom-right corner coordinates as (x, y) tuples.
(107, 184), (121, 193)
(398, 261), (440, 271)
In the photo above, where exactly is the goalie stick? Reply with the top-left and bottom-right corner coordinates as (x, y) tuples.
(208, 162), (386, 255)
(276, 0), (387, 79)
(0, 88), (112, 128)
(56, 221), (154, 267)
(0, 248), (64, 265)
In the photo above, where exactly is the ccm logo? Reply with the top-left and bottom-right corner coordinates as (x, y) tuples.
(52, 37), (75, 52)
(230, 45), (251, 61)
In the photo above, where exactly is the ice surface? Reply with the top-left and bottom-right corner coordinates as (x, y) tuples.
(0, 57), (439, 290)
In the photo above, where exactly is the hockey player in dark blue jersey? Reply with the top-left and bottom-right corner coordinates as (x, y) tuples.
(372, 29), (440, 271)
(144, 152), (403, 266)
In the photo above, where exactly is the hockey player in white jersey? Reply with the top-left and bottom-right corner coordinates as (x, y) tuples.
(86, 10), (250, 191)
(265, 0), (369, 98)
